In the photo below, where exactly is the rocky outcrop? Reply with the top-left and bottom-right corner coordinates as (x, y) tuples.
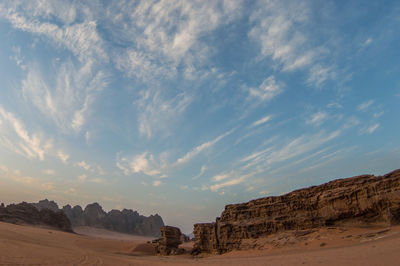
(30, 200), (164, 237)
(0, 202), (72, 232)
(155, 226), (184, 255)
(31, 199), (60, 212)
(194, 169), (400, 254)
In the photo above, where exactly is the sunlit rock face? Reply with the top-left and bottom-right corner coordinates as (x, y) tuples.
(194, 169), (400, 254)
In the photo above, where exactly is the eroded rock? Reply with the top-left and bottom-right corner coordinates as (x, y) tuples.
(155, 226), (185, 255)
(194, 169), (400, 254)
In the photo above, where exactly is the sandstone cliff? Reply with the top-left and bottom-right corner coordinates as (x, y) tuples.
(193, 169), (400, 254)
(31, 200), (164, 237)
(0, 202), (72, 232)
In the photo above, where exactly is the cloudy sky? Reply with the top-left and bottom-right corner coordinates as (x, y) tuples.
(0, 0), (399, 233)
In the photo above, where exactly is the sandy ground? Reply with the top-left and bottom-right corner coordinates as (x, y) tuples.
(1, 222), (400, 265)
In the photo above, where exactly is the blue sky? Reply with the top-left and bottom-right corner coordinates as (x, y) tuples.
(0, 0), (399, 233)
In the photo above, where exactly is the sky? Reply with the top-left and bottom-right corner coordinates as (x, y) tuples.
(0, 0), (399, 234)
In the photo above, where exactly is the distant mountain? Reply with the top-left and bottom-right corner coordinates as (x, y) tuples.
(31, 199), (164, 237)
(0, 202), (72, 232)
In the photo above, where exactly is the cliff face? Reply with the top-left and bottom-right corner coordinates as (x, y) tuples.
(60, 202), (164, 237)
(0, 202), (72, 232)
(193, 169), (400, 254)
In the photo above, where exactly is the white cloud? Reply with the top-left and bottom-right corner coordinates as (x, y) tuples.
(57, 150), (69, 164)
(0, 105), (52, 160)
(357, 100), (374, 112)
(176, 128), (235, 165)
(373, 111), (384, 118)
(90, 178), (106, 184)
(64, 188), (77, 195)
(248, 76), (282, 102)
(212, 173), (229, 182)
(363, 38), (373, 47)
(11, 46), (26, 70)
(153, 180), (162, 187)
(249, 0), (334, 86)
(78, 174), (87, 182)
(43, 169), (55, 175)
(192, 165), (207, 180)
(117, 152), (161, 176)
(76, 161), (92, 171)
(327, 102), (343, 109)
(252, 115), (272, 127)
(306, 112), (328, 126)
(41, 182), (54, 191)
(136, 90), (192, 138)
(0, 164), (9, 173)
(307, 65), (335, 87)
(2, 3), (106, 62)
(210, 171), (257, 192)
(21, 61), (108, 133)
(109, 0), (243, 81)
(360, 123), (380, 135)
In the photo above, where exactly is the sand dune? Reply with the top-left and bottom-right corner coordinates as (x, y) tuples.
(1, 222), (400, 265)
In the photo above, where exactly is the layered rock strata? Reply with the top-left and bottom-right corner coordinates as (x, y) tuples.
(155, 226), (185, 255)
(193, 169), (400, 254)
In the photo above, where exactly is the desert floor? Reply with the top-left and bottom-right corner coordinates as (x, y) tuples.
(1, 222), (400, 265)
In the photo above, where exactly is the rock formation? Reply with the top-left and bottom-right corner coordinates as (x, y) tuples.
(0, 202), (72, 232)
(31, 200), (164, 236)
(155, 226), (185, 255)
(31, 199), (60, 213)
(193, 169), (400, 254)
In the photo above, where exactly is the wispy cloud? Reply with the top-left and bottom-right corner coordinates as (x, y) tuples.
(192, 165), (207, 180)
(109, 0), (243, 82)
(0, 105), (52, 160)
(176, 128), (235, 165)
(78, 174), (87, 182)
(306, 112), (328, 126)
(76, 161), (92, 171)
(252, 115), (272, 127)
(2, 3), (106, 62)
(153, 180), (162, 187)
(57, 150), (69, 164)
(117, 152), (161, 176)
(21, 61), (108, 133)
(357, 100), (374, 112)
(249, 0), (335, 86)
(43, 169), (55, 175)
(136, 90), (192, 138)
(210, 171), (260, 192)
(248, 76), (282, 102)
(360, 123), (380, 135)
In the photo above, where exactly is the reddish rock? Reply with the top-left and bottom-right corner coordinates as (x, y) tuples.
(155, 226), (185, 255)
(194, 169), (400, 254)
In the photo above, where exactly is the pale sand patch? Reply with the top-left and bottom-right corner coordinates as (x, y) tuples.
(0, 222), (400, 265)
(73, 226), (155, 242)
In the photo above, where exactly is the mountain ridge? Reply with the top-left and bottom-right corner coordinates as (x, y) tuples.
(31, 199), (164, 237)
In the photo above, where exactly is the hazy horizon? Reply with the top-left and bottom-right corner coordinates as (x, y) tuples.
(0, 0), (399, 234)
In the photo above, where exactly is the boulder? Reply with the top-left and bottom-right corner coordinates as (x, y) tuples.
(155, 226), (185, 255)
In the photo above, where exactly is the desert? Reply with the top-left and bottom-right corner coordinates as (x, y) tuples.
(1, 0), (400, 265)
(1, 169), (400, 265)
(1, 222), (400, 265)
